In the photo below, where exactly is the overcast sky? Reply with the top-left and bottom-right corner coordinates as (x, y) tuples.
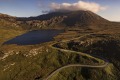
(0, 0), (120, 21)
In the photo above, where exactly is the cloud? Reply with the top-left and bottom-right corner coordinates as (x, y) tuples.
(50, 1), (107, 13)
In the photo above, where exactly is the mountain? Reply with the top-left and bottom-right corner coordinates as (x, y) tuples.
(1, 10), (120, 30)
(16, 10), (113, 30)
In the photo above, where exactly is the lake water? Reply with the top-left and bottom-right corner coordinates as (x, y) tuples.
(4, 29), (64, 45)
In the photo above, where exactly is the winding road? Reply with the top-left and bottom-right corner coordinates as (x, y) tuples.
(44, 33), (109, 80)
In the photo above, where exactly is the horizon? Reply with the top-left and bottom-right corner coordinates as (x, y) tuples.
(0, 0), (120, 21)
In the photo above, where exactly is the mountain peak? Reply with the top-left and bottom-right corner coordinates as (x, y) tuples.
(59, 10), (109, 26)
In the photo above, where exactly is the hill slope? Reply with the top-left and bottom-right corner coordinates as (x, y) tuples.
(0, 13), (22, 30)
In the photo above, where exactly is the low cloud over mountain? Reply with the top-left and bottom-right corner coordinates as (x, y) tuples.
(50, 1), (107, 13)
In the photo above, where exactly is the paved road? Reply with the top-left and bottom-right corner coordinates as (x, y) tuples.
(44, 63), (108, 80)
(44, 33), (109, 80)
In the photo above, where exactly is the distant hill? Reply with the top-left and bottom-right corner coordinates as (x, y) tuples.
(0, 13), (21, 30)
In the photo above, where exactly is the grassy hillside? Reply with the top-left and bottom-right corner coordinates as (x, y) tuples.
(0, 29), (119, 80)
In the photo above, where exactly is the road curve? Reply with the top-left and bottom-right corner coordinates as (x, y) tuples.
(44, 33), (109, 80)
